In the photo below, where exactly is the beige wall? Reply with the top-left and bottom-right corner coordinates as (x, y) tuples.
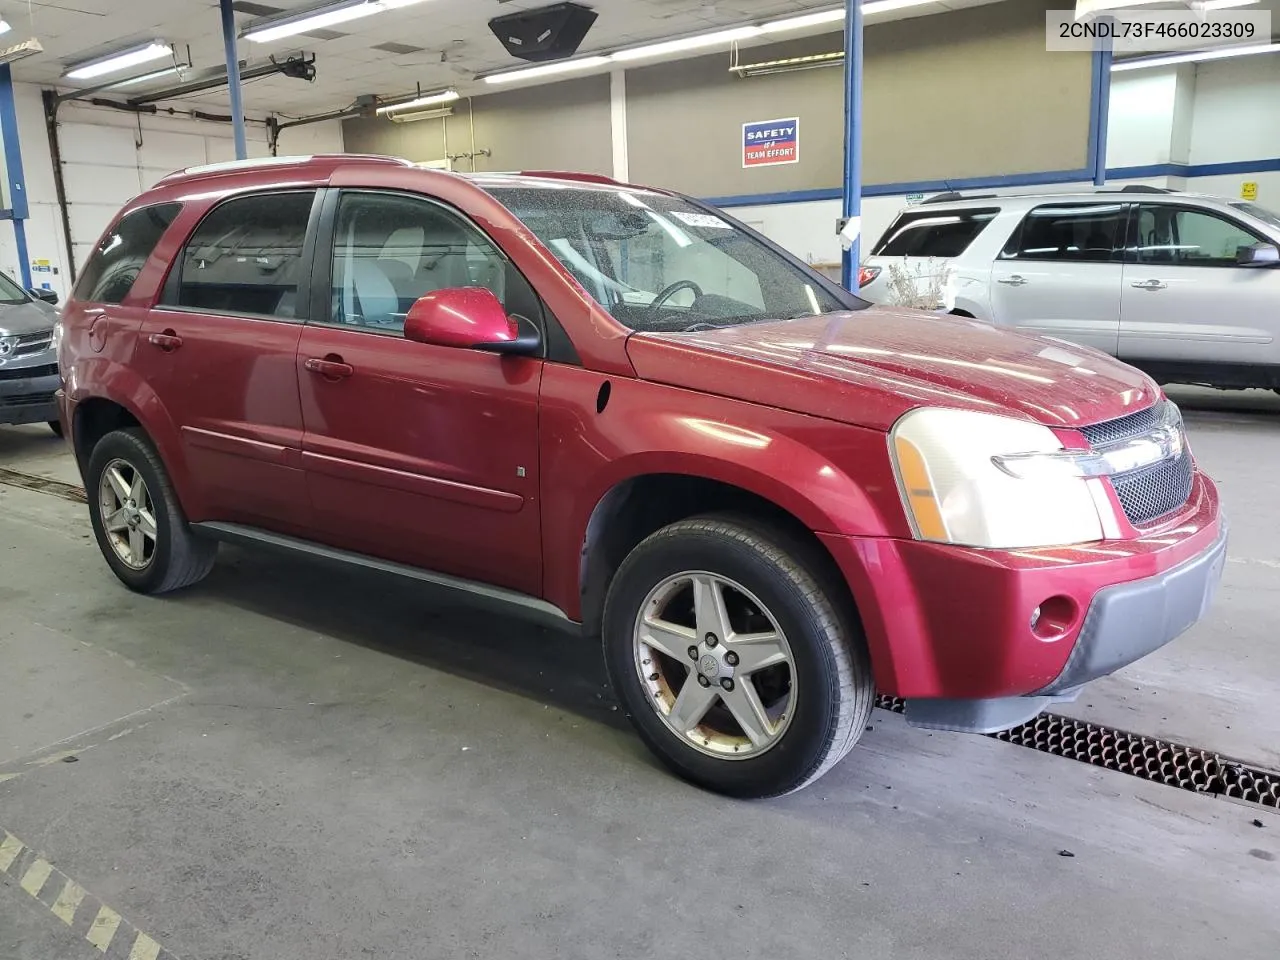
(343, 75), (612, 175)
(341, 0), (1093, 196)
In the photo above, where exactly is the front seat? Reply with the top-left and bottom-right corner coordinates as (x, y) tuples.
(347, 259), (401, 328)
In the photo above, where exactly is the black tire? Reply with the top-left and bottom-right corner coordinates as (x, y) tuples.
(85, 428), (217, 594)
(603, 515), (874, 798)
(48, 420), (63, 438)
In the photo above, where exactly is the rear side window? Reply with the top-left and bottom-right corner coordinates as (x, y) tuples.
(73, 203), (182, 304)
(872, 208), (998, 258)
(1003, 203), (1123, 263)
(164, 191), (315, 319)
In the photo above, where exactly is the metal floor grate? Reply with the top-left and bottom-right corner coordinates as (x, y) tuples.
(876, 695), (1280, 808)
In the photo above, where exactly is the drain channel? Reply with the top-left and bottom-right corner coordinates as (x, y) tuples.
(876, 695), (1280, 808)
(0, 467), (87, 504)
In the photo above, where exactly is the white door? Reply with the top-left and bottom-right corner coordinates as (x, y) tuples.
(1119, 204), (1280, 367)
(988, 202), (1125, 355)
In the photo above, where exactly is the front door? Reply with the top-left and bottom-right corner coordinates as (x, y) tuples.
(988, 201), (1125, 355)
(1119, 203), (1280, 367)
(298, 189), (543, 595)
(137, 190), (318, 531)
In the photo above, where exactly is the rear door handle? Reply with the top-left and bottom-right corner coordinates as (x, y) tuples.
(304, 356), (354, 380)
(996, 275), (1027, 286)
(148, 330), (183, 352)
(1131, 279), (1168, 291)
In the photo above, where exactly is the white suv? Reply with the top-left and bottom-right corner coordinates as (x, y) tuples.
(859, 186), (1280, 392)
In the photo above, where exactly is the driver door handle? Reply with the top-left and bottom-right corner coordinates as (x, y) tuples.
(304, 356), (354, 380)
(148, 330), (183, 352)
(1131, 279), (1168, 291)
(996, 275), (1027, 287)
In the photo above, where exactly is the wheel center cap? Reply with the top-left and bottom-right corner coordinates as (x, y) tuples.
(698, 654), (720, 679)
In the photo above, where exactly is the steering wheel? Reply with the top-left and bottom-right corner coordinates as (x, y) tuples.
(646, 280), (704, 318)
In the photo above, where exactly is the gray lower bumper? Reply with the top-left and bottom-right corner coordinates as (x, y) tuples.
(905, 520), (1229, 735)
(0, 372), (60, 425)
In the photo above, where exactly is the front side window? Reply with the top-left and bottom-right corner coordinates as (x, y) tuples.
(166, 191), (314, 318)
(1133, 205), (1262, 266)
(329, 192), (527, 332)
(872, 208), (998, 258)
(1004, 203), (1124, 263)
(487, 185), (851, 333)
(74, 202), (182, 305)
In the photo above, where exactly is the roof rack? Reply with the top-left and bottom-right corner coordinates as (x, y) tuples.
(1104, 185), (1175, 194)
(919, 191), (998, 204)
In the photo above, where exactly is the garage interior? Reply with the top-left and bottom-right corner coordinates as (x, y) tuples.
(1, 0), (1278, 957)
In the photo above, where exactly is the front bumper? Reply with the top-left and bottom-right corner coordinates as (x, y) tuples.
(820, 471), (1225, 732)
(0, 369), (60, 425)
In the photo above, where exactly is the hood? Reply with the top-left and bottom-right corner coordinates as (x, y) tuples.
(625, 307), (1159, 432)
(0, 300), (57, 337)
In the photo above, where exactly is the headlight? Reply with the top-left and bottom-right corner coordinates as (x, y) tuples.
(51, 321), (64, 353)
(890, 407), (1113, 549)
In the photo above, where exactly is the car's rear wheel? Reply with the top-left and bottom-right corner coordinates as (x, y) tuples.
(603, 515), (874, 798)
(86, 428), (217, 594)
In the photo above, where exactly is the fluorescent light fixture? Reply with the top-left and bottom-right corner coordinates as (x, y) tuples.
(112, 66), (182, 87)
(863, 0), (943, 13)
(1198, 0), (1258, 9)
(64, 41), (172, 80)
(0, 20), (10, 36)
(242, 0), (379, 43)
(759, 9), (845, 33)
(484, 55), (611, 84)
(376, 89), (459, 114)
(611, 26), (763, 61)
(0, 37), (41, 67)
(1111, 40), (1280, 70)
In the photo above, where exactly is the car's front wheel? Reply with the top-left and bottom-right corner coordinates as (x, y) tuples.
(85, 428), (217, 594)
(603, 515), (874, 798)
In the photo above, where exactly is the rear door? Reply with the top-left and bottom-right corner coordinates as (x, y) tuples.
(1119, 203), (1280, 367)
(988, 202), (1125, 355)
(137, 190), (319, 531)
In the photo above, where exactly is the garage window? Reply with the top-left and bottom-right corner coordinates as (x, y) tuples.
(166, 191), (315, 319)
(871, 208), (998, 258)
(1003, 203), (1124, 263)
(73, 202), (182, 305)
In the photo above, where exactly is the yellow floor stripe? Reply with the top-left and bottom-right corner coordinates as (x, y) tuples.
(86, 905), (121, 953)
(50, 879), (85, 925)
(0, 833), (22, 872)
(129, 931), (162, 960)
(20, 858), (53, 897)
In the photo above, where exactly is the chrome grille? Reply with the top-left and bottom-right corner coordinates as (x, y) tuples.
(14, 333), (53, 357)
(1080, 401), (1193, 527)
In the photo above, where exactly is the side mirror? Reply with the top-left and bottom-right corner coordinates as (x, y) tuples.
(1237, 243), (1280, 267)
(403, 287), (540, 355)
(30, 287), (59, 305)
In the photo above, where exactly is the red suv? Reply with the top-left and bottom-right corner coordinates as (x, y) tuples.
(58, 156), (1226, 797)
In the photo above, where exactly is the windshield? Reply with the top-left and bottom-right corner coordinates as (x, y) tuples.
(0, 270), (29, 305)
(1229, 201), (1280, 232)
(487, 185), (853, 333)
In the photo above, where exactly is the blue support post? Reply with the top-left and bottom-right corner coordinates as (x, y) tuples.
(221, 0), (248, 160)
(840, 0), (864, 291)
(0, 64), (32, 288)
(1092, 41), (1113, 186)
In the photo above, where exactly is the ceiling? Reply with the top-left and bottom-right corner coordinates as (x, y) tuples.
(9, 0), (1006, 116)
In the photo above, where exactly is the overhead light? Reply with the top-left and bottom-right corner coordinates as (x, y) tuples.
(1111, 40), (1280, 70)
(484, 55), (611, 84)
(733, 50), (845, 77)
(863, 0), (945, 13)
(612, 26), (763, 61)
(1198, 0), (1258, 8)
(111, 66), (182, 88)
(0, 37), (41, 67)
(376, 89), (459, 114)
(388, 105), (454, 123)
(759, 9), (845, 33)
(64, 41), (172, 80)
(242, 0), (379, 43)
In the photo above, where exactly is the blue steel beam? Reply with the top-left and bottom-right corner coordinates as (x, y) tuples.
(840, 0), (864, 291)
(0, 64), (32, 288)
(221, 0), (248, 160)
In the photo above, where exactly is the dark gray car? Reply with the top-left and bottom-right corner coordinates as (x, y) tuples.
(0, 271), (61, 434)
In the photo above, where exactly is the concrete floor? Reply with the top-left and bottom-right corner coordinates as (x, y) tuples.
(1, 389), (1277, 960)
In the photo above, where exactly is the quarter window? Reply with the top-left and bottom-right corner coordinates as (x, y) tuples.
(1133, 206), (1262, 266)
(329, 192), (532, 333)
(1004, 203), (1124, 263)
(73, 203), (182, 305)
(872, 208), (999, 258)
(166, 191), (315, 319)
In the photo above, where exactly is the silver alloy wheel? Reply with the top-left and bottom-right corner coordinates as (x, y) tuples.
(633, 571), (796, 760)
(98, 458), (158, 570)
